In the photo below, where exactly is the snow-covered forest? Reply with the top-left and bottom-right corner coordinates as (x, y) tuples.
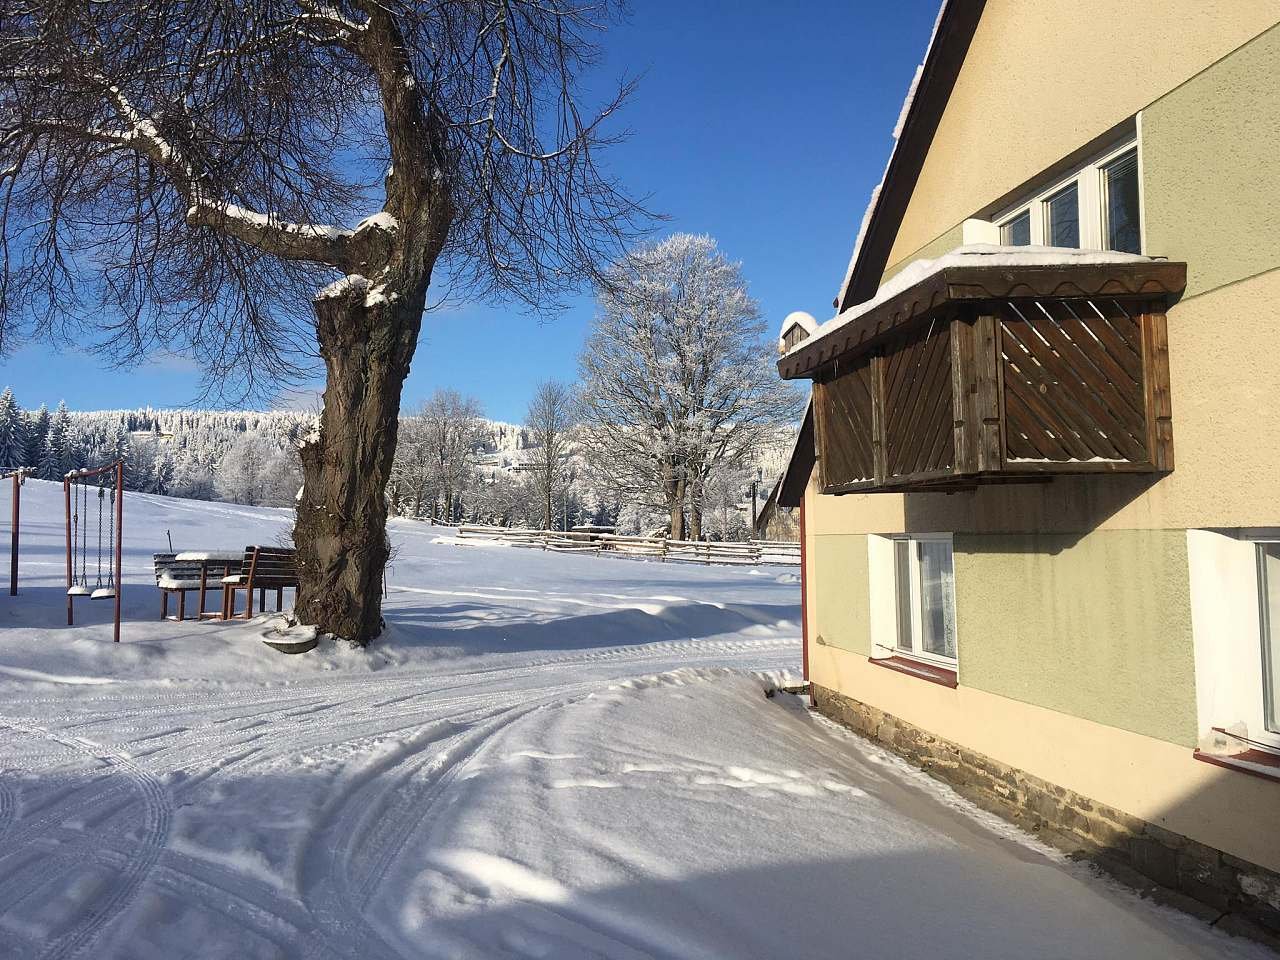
(0, 386), (794, 538)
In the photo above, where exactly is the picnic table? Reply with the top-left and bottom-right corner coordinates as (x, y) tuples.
(175, 550), (244, 620)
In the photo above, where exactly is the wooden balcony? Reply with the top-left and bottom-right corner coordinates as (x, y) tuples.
(778, 258), (1187, 494)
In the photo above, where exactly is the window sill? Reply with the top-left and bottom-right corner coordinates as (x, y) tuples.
(1193, 748), (1280, 784)
(870, 655), (958, 689)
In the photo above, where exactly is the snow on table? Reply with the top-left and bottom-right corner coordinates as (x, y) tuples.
(173, 550), (244, 562)
(0, 481), (1265, 959)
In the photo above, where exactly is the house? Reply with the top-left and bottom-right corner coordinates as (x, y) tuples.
(776, 1), (1280, 940)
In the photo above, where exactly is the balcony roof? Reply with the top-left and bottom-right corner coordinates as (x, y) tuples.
(778, 245), (1187, 380)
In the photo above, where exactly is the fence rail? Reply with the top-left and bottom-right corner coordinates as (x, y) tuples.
(453, 524), (800, 566)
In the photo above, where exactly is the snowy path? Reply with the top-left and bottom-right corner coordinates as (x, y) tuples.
(0, 482), (1267, 958)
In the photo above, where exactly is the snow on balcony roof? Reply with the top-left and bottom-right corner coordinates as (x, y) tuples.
(789, 244), (1159, 361)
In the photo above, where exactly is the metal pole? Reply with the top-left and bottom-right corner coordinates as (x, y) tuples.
(113, 460), (123, 643)
(64, 476), (73, 625)
(9, 473), (18, 596)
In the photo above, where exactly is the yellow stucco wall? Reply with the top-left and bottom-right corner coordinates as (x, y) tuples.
(880, 221), (964, 285)
(885, 0), (1280, 266)
(1143, 24), (1280, 297)
(807, 641), (1280, 876)
(809, 532), (870, 656)
(954, 531), (1197, 747)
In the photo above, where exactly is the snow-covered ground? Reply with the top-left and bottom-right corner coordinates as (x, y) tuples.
(0, 480), (1266, 959)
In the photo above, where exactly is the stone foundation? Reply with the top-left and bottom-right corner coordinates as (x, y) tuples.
(811, 682), (1280, 948)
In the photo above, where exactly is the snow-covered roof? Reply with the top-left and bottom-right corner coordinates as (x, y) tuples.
(792, 244), (1161, 361)
(776, 311), (819, 354)
(835, 0), (949, 309)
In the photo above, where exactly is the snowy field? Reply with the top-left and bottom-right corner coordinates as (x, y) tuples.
(0, 480), (1267, 959)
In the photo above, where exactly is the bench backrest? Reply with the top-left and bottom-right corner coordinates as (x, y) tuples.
(242, 546), (299, 588)
(153, 553), (203, 585)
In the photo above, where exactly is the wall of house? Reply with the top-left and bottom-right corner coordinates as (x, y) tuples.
(1143, 23), (1280, 298)
(830, 19), (1280, 535)
(798, 1), (1280, 919)
(884, 1), (1280, 268)
(804, 622), (1280, 876)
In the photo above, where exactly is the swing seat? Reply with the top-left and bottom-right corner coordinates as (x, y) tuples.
(67, 585), (90, 596)
(91, 588), (116, 600)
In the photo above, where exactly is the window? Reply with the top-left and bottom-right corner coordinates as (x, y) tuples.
(1045, 182), (1080, 248)
(1258, 542), (1280, 735)
(1000, 210), (1030, 246)
(994, 141), (1141, 253)
(892, 535), (957, 665)
(1187, 529), (1280, 761)
(1103, 150), (1141, 254)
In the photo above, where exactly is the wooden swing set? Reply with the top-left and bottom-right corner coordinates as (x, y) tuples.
(64, 461), (124, 642)
(2, 467), (32, 596)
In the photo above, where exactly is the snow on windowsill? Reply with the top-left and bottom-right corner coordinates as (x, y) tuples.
(790, 244), (1160, 360)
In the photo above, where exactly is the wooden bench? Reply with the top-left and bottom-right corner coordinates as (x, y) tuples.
(221, 546), (299, 620)
(153, 553), (205, 621)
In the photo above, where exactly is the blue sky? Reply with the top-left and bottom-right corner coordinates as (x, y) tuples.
(0, 1), (939, 423)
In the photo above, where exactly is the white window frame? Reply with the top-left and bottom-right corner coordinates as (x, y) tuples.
(1255, 539), (1280, 740)
(891, 533), (958, 668)
(995, 140), (1140, 253)
(1188, 529), (1280, 754)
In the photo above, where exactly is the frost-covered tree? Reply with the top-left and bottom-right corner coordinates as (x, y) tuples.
(0, 387), (23, 469)
(525, 380), (575, 530)
(36, 402), (73, 480)
(577, 235), (802, 540)
(216, 435), (275, 505)
(25, 404), (49, 467)
(2, 1), (646, 644)
(150, 449), (175, 496)
(415, 390), (486, 524)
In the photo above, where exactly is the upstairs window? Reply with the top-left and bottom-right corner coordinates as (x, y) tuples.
(995, 142), (1141, 253)
(1103, 150), (1142, 254)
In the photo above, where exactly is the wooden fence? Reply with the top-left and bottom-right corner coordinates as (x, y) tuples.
(453, 524), (800, 566)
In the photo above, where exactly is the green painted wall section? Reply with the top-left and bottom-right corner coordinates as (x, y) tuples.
(954, 529), (1198, 747)
(810, 533), (870, 655)
(1143, 23), (1280, 298)
(879, 222), (965, 286)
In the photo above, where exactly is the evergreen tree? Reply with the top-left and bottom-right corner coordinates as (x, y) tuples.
(46, 402), (73, 478)
(0, 387), (23, 469)
(25, 405), (49, 468)
(150, 450), (175, 495)
(37, 433), (60, 480)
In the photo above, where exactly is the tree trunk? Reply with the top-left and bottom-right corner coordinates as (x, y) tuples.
(688, 472), (704, 542)
(293, 276), (427, 645)
(664, 470), (687, 541)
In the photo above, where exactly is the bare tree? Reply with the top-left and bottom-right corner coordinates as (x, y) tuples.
(525, 380), (574, 530)
(1, 1), (646, 643)
(415, 389), (486, 524)
(577, 234), (801, 540)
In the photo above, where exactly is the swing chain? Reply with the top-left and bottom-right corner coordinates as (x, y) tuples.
(95, 481), (105, 589)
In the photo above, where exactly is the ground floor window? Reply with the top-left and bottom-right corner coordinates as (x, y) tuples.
(892, 535), (957, 665)
(1257, 542), (1280, 735)
(1187, 529), (1280, 757)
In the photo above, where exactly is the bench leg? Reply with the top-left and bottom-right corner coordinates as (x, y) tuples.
(222, 586), (231, 621)
(161, 592), (168, 621)
(246, 586), (254, 619)
(259, 587), (266, 614)
(276, 587), (283, 612)
(178, 590), (186, 622)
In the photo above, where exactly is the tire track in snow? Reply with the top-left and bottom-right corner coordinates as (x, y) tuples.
(0, 718), (173, 960)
